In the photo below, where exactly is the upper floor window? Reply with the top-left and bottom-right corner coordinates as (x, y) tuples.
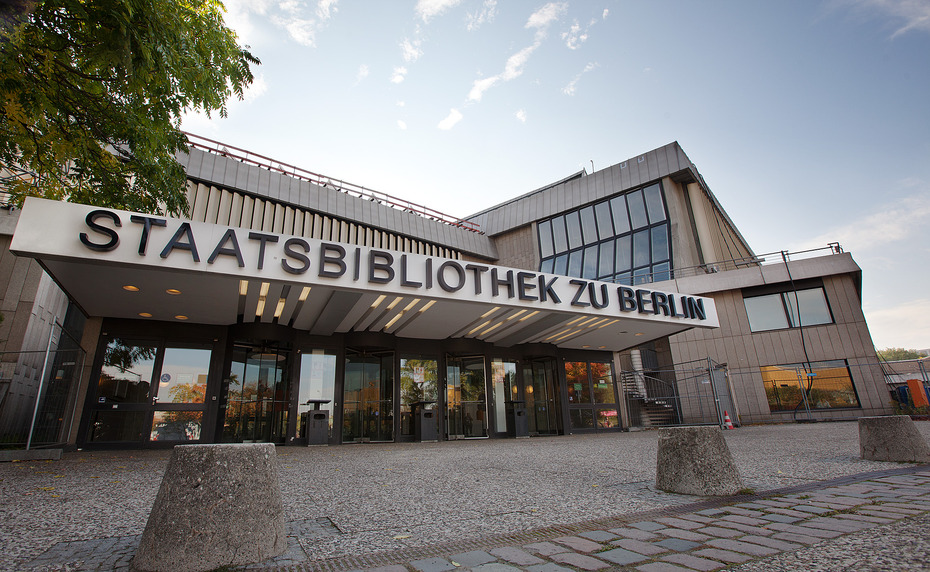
(743, 287), (833, 332)
(537, 183), (671, 285)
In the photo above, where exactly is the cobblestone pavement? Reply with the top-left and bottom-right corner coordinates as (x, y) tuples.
(3, 421), (930, 571)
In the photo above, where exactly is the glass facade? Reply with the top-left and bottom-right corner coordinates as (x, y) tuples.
(761, 360), (860, 411)
(538, 183), (671, 285)
(565, 360), (619, 431)
(744, 287), (833, 332)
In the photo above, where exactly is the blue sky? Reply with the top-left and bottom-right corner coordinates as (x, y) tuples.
(182, 0), (930, 350)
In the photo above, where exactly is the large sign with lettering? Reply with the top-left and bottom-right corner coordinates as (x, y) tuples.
(11, 198), (718, 327)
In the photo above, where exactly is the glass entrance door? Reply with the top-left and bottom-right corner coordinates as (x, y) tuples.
(524, 358), (562, 435)
(343, 350), (394, 442)
(446, 356), (487, 438)
(566, 360), (620, 431)
(223, 344), (290, 443)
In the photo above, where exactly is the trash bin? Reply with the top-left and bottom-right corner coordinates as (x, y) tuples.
(506, 400), (529, 438)
(304, 399), (331, 446)
(412, 401), (438, 442)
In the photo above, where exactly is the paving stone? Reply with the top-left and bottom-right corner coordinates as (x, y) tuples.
(695, 509), (727, 517)
(764, 507), (813, 518)
(764, 523), (842, 538)
(695, 526), (742, 539)
(802, 517), (873, 533)
(655, 517), (704, 530)
(770, 532), (823, 545)
(705, 538), (780, 556)
(859, 509), (907, 520)
(526, 564), (575, 572)
(721, 507), (765, 517)
(598, 547), (650, 566)
(609, 527), (660, 541)
(738, 534), (802, 551)
(471, 564), (523, 572)
(789, 504), (834, 515)
(711, 520), (773, 536)
(523, 542), (571, 556)
(629, 521), (668, 532)
(833, 513), (894, 524)
(552, 536), (602, 553)
(548, 551), (610, 570)
(366, 566), (408, 572)
(490, 547), (546, 566)
(692, 548), (752, 564)
(448, 550), (496, 567)
(867, 505), (923, 515)
(410, 557), (457, 572)
(578, 530), (619, 542)
(657, 527), (711, 542)
(720, 514), (769, 526)
(654, 538), (702, 552)
(760, 513), (802, 524)
(754, 500), (796, 508)
(675, 514), (716, 525)
(635, 563), (692, 572)
(610, 538), (670, 556)
(660, 553), (726, 571)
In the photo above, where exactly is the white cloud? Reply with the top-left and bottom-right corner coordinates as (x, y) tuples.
(356, 64), (370, 83)
(401, 37), (423, 63)
(234, 0), (339, 48)
(466, 0), (498, 31)
(562, 62), (599, 95)
(834, 0), (930, 38)
(468, 76), (500, 102)
(502, 45), (537, 80)
(793, 191), (930, 253)
(464, 3), (566, 104)
(396, 101), (406, 107)
(397, 120), (408, 130)
(865, 298), (930, 349)
(438, 108), (463, 130)
(391, 66), (408, 84)
(515, 109), (527, 123)
(602, 8), (609, 19)
(416, 0), (462, 22)
(526, 2), (567, 31)
(243, 74), (268, 102)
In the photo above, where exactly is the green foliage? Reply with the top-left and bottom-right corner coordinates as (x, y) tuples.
(0, 0), (259, 214)
(877, 347), (923, 361)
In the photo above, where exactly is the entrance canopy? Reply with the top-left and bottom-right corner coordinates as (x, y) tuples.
(11, 198), (718, 350)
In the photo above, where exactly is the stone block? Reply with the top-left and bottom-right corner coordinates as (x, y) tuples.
(655, 426), (743, 496)
(132, 443), (286, 572)
(859, 415), (930, 463)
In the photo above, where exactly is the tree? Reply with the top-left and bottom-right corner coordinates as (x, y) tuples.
(877, 347), (923, 361)
(0, 0), (259, 215)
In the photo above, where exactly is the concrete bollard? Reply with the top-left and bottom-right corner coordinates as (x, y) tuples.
(656, 426), (743, 496)
(859, 415), (930, 463)
(132, 443), (286, 572)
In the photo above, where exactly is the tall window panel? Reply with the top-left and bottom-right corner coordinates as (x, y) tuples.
(537, 182), (671, 285)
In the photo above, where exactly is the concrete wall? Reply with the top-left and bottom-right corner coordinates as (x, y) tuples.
(180, 149), (497, 260)
(667, 261), (889, 424)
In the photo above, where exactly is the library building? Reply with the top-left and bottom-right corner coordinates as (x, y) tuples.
(0, 137), (890, 449)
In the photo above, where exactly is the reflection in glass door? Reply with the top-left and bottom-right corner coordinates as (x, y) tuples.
(446, 356), (487, 438)
(566, 360), (619, 431)
(343, 350), (394, 442)
(523, 358), (561, 435)
(400, 357), (438, 438)
(223, 344), (290, 443)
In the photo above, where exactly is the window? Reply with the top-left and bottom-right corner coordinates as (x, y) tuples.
(761, 360), (860, 411)
(538, 182), (671, 285)
(744, 287), (833, 332)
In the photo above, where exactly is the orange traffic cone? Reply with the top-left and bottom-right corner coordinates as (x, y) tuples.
(723, 411), (734, 429)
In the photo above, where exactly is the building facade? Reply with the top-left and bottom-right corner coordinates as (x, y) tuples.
(0, 138), (890, 449)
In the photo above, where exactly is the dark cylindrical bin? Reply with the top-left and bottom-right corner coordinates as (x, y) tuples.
(412, 401), (438, 442)
(306, 410), (330, 445)
(506, 400), (529, 438)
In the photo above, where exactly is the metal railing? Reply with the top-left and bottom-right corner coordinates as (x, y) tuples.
(184, 132), (482, 233)
(605, 243), (845, 286)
